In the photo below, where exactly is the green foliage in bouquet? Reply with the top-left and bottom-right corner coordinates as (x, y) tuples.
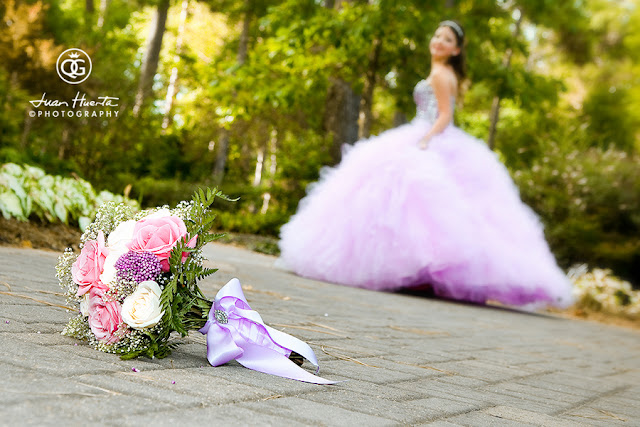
(152, 189), (236, 356)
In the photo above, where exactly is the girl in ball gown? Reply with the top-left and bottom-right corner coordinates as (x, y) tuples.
(277, 20), (573, 308)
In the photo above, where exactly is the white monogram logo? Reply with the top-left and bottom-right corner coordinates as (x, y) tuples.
(56, 48), (92, 85)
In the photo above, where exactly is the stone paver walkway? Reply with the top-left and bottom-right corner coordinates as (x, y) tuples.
(1, 244), (639, 426)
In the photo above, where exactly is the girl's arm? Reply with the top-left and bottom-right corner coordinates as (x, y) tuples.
(419, 71), (455, 149)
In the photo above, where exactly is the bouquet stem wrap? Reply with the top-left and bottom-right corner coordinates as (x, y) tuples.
(199, 278), (336, 384)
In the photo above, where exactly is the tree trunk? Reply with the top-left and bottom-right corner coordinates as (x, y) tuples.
(133, 0), (170, 117)
(393, 111), (407, 127)
(163, 0), (189, 130)
(321, 0), (360, 164)
(253, 147), (264, 187)
(444, 0), (455, 8)
(334, 0), (356, 8)
(260, 128), (278, 214)
(212, 130), (229, 186)
(237, 0), (251, 65)
(97, 0), (111, 29)
(21, 113), (33, 149)
(487, 96), (501, 150)
(59, 128), (69, 160)
(358, 37), (381, 139)
(324, 77), (360, 164)
(17, 71), (33, 148)
(86, 0), (95, 14)
(487, 9), (523, 150)
(212, 0), (251, 184)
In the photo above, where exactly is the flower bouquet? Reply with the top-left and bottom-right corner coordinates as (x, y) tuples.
(57, 188), (334, 384)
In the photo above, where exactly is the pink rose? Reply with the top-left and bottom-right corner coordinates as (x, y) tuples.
(87, 286), (123, 345)
(128, 213), (196, 272)
(72, 230), (109, 296)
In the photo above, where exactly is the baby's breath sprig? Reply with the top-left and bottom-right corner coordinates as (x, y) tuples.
(105, 279), (138, 302)
(81, 202), (137, 244)
(56, 248), (80, 306)
(62, 315), (92, 340)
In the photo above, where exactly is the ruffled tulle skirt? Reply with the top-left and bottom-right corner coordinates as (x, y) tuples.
(277, 119), (573, 307)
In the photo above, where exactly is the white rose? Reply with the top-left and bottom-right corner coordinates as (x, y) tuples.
(107, 219), (136, 250)
(100, 220), (136, 285)
(99, 262), (119, 287)
(121, 281), (165, 330)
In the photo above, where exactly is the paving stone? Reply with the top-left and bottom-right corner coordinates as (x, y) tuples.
(422, 421), (469, 427)
(2, 331), (76, 346)
(483, 406), (585, 426)
(0, 303), (69, 325)
(1, 393), (178, 426)
(427, 359), (547, 383)
(73, 368), (275, 406)
(565, 393), (640, 420)
(318, 358), (435, 384)
(0, 364), (111, 407)
(431, 374), (491, 388)
(482, 382), (586, 407)
(0, 334), (160, 376)
(444, 406), (585, 427)
(337, 379), (427, 400)
(439, 410), (539, 426)
(514, 375), (612, 398)
(120, 403), (311, 426)
(303, 389), (426, 422)
(239, 396), (396, 425)
(194, 361), (331, 395)
(559, 406), (632, 426)
(391, 378), (496, 406)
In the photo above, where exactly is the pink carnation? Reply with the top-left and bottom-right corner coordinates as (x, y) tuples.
(128, 213), (196, 272)
(87, 286), (123, 345)
(72, 230), (109, 296)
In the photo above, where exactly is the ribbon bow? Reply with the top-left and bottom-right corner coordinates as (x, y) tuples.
(199, 278), (336, 384)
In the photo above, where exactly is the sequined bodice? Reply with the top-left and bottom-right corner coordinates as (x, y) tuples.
(413, 79), (454, 123)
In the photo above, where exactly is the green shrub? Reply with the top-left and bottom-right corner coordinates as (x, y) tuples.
(570, 265), (640, 319)
(128, 177), (203, 209)
(0, 163), (139, 230)
(213, 208), (289, 236)
(514, 144), (640, 286)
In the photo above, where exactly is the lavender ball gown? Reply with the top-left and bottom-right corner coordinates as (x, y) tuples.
(278, 79), (573, 307)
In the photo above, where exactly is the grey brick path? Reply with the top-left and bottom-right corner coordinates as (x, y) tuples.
(1, 244), (639, 426)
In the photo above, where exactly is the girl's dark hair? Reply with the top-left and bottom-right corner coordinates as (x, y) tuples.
(439, 20), (467, 82)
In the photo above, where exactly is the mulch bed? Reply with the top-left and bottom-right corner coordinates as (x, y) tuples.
(0, 216), (82, 252)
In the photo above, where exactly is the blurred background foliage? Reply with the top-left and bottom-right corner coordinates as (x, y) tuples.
(0, 0), (638, 284)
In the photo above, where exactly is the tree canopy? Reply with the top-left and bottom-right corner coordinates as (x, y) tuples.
(1, 0), (639, 283)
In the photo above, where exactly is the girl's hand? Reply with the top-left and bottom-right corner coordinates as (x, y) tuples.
(419, 136), (431, 149)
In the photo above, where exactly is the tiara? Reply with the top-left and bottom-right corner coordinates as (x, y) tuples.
(440, 20), (464, 38)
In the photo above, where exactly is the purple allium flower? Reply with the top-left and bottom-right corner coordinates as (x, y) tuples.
(115, 251), (162, 283)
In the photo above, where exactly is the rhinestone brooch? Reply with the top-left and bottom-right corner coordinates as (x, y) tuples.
(214, 309), (228, 324)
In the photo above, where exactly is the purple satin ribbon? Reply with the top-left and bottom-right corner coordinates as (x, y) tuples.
(199, 278), (336, 384)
